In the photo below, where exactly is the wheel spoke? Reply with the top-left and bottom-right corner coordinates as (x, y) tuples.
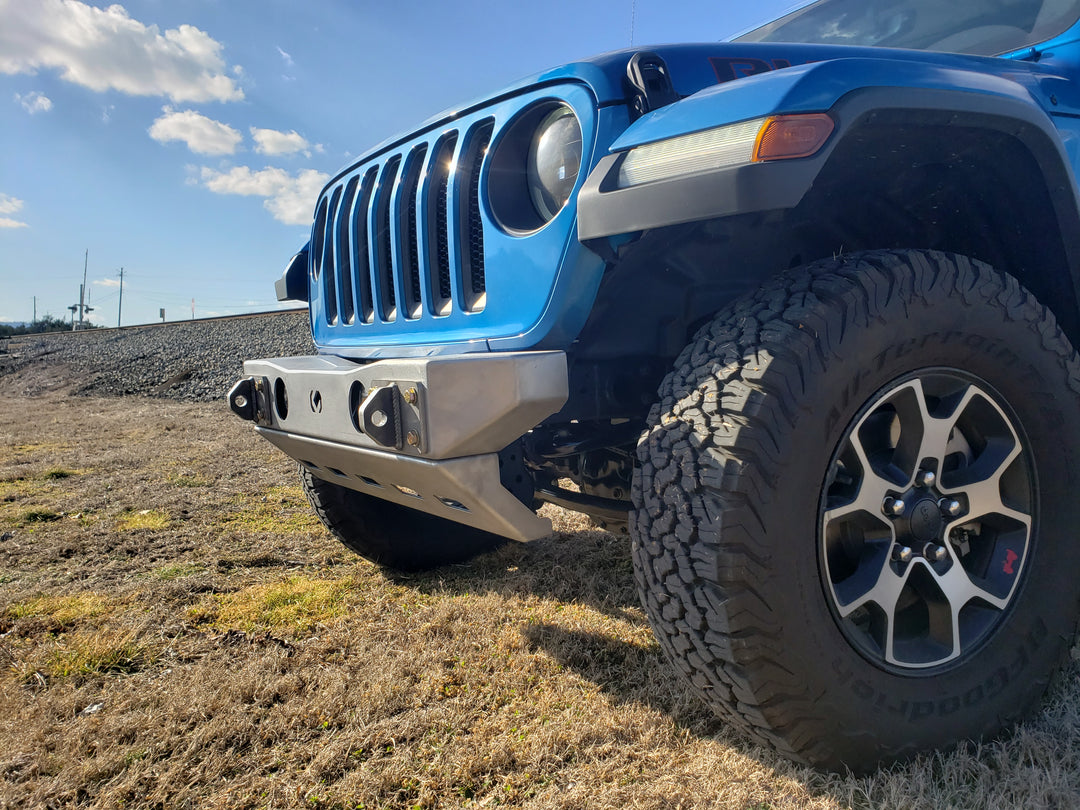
(821, 473), (895, 525)
(961, 471), (1030, 526)
(938, 560), (1011, 612)
(910, 380), (980, 479)
(821, 392), (904, 528)
(822, 424), (898, 607)
(835, 556), (906, 619)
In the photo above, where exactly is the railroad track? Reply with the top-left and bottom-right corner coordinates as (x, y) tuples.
(1, 307), (307, 350)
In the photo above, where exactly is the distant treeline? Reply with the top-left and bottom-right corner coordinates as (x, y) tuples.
(0, 315), (104, 336)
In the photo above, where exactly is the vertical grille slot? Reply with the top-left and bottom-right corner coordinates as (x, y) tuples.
(458, 120), (493, 313)
(337, 176), (359, 324)
(399, 145), (428, 320)
(374, 157), (401, 322)
(312, 198), (328, 282)
(427, 133), (458, 316)
(353, 169), (377, 324)
(324, 186), (342, 325)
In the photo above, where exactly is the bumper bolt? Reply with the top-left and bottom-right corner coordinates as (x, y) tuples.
(882, 496), (906, 517)
(404, 387), (418, 405)
(406, 429), (421, 447)
(938, 498), (962, 517)
(915, 469), (936, 488)
(892, 545), (913, 563)
(923, 543), (947, 562)
(233, 394), (248, 409)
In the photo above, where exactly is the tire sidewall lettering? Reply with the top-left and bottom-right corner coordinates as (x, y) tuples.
(827, 613), (1050, 722)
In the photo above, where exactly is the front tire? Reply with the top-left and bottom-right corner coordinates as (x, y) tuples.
(631, 250), (1080, 770)
(300, 467), (505, 571)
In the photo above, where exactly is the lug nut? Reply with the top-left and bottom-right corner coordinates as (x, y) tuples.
(882, 496), (906, 517)
(892, 545), (913, 563)
(915, 469), (936, 488)
(923, 543), (947, 562)
(938, 498), (962, 517)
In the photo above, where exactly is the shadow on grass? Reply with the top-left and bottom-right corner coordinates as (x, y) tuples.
(400, 527), (641, 613)
(391, 527), (787, 761)
(380, 525), (1080, 809)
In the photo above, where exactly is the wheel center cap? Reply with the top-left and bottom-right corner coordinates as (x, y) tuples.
(909, 498), (943, 543)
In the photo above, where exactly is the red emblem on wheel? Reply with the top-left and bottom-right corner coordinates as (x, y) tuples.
(1003, 549), (1019, 575)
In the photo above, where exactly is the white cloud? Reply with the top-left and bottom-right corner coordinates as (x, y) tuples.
(0, 194), (24, 215)
(0, 194), (28, 228)
(15, 91), (52, 114)
(250, 126), (320, 157)
(93, 277), (121, 288)
(276, 46), (294, 68)
(196, 165), (328, 225)
(0, 0), (243, 103)
(149, 107), (242, 155)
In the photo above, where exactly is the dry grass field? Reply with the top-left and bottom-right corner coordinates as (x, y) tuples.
(2, 366), (1080, 809)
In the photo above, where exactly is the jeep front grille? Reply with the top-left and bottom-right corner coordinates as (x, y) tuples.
(312, 119), (494, 326)
(307, 82), (601, 355)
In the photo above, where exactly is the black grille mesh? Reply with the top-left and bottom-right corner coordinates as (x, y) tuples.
(465, 123), (492, 301)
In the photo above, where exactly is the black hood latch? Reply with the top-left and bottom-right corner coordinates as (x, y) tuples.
(625, 51), (678, 121)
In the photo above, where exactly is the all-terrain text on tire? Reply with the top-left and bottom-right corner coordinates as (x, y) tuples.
(231, 0), (1080, 770)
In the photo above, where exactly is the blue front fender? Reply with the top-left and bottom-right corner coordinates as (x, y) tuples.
(578, 55), (1077, 242)
(609, 55), (1051, 152)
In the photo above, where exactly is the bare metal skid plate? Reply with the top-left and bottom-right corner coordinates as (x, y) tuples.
(238, 350), (568, 542)
(257, 429), (553, 542)
(242, 351), (568, 460)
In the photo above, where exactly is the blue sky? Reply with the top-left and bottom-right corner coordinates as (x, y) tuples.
(0, 0), (800, 326)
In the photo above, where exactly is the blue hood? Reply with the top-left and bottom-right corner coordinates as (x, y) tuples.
(329, 37), (1077, 187)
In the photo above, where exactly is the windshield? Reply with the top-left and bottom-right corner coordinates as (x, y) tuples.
(736, 0), (1080, 56)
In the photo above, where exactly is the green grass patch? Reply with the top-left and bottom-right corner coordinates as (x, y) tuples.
(218, 485), (322, 535)
(115, 508), (170, 532)
(166, 472), (212, 488)
(5, 591), (114, 627)
(20, 509), (61, 524)
(10, 441), (73, 457)
(42, 468), (77, 480)
(1, 477), (41, 499)
(41, 628), (152, 683)
(149, 562), (205, 581)
(190, 575), (355, 634)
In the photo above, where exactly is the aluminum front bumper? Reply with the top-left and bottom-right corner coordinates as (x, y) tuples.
(228, 351), (568, 542)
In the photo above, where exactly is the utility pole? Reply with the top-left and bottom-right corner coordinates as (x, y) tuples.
(71, 250), (94, 330)
(79, 250), (87, 329)
(117, 267), (124, 328)
(32, 296), (36, 324)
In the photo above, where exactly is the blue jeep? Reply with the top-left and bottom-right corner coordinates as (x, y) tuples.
(230, 0), (1080, 770)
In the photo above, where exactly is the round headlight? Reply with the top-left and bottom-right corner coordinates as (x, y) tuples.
(526, 107), (582, 222)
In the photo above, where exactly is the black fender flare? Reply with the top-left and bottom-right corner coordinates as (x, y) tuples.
(577, 86), (1080, 287)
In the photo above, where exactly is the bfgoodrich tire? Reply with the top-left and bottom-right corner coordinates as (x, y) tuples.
(631, 250), (1080, 771)
(300, 467), (505, 571)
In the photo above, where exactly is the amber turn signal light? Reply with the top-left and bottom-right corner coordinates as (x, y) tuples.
(753, 113), (835, 161)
